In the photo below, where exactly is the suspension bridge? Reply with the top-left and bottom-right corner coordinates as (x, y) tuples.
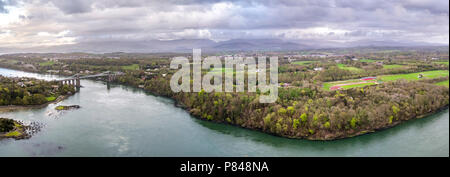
(56, 71), (125, 89)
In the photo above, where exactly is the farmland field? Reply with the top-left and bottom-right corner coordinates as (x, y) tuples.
(209, 67), (236, 76)
(383, 64), (404, 69)
(359, 59), (376, 63)
(435, 80), (449, 87)
(323, 78), (377, 90)
(378, 70), (448, 82)
(121, 64), (140, 70)
(340, 82), (376, 89)
(39, 61), (55, 66)
(337, 64), (362, 72)
(434, 61), (449, 66)
(323, 70), (449, 91)
(293, 61), (317, 65)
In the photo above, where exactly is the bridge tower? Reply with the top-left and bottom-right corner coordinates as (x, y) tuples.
(75, 74), (81, 92)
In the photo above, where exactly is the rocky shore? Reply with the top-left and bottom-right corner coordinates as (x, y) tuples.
(0, 118), (33, 140)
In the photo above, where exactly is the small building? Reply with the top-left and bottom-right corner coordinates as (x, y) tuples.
(17, 82), (25, 87)
(418, 74), (423, 78)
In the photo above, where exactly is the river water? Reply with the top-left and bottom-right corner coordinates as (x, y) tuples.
(0, 67), (448, 157)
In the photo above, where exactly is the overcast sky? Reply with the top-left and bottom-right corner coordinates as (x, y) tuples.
(0, 0), (448, 48)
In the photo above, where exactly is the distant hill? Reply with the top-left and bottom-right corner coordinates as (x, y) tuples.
(0, 38), (446, 54)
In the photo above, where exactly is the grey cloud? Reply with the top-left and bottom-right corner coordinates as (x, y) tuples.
(0, 0), (448, 49)
(0, 1), (5, 13)
(0, 0), (16, 13)
(47, 0), (93, 14)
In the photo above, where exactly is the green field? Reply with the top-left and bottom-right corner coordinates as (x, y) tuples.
(121, 64), (140, 70)
(209, 67), (236, 76)
(293, 61), (317, 65)
(434, 61), (449, 65)
(323, 70), (449, 91)
(337, 64), (362, 72)
(435, 80), (449, 87)
(323, 82), (334, 91)
(383, 64), (404, 69)
(340, 82), (376, 89)
(46, 96), (56, 102)
(39, 61), (55, 66)
(323, 78), (369, 90)
(378, 70), (449, 82)
(359, 59), (376, 63)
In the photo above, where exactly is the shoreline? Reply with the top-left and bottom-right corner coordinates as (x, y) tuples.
(172, 95), (449, 141)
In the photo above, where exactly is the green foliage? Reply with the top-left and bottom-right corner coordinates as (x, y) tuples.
(46, 96), (56, 102)
(275, 123), (282, 134)
(263, 113), (273, 128)
(278, 108), (287, 115)
(300, 113), (308, 122)
(5, 131), (21, 137)
(392, 105), (400, 115)
(292, 119), (300, 129)
(324, 122), (331, 129)
(350, 117), (357, 129)
(287, 106), (294, 114)
(0, 118), (15, 132)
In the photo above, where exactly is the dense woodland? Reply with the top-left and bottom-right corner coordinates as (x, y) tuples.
(116, 70), (449, 140)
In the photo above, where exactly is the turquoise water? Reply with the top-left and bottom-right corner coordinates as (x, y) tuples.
(0, 67), (448, 157)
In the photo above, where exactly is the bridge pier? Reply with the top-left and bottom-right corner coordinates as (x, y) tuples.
(76, 78), (80, 88)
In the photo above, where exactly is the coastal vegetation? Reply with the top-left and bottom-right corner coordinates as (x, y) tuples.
(0, 118), (28, 140)
(55, 105), (81, 111)
(0, 76), (75, 106)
